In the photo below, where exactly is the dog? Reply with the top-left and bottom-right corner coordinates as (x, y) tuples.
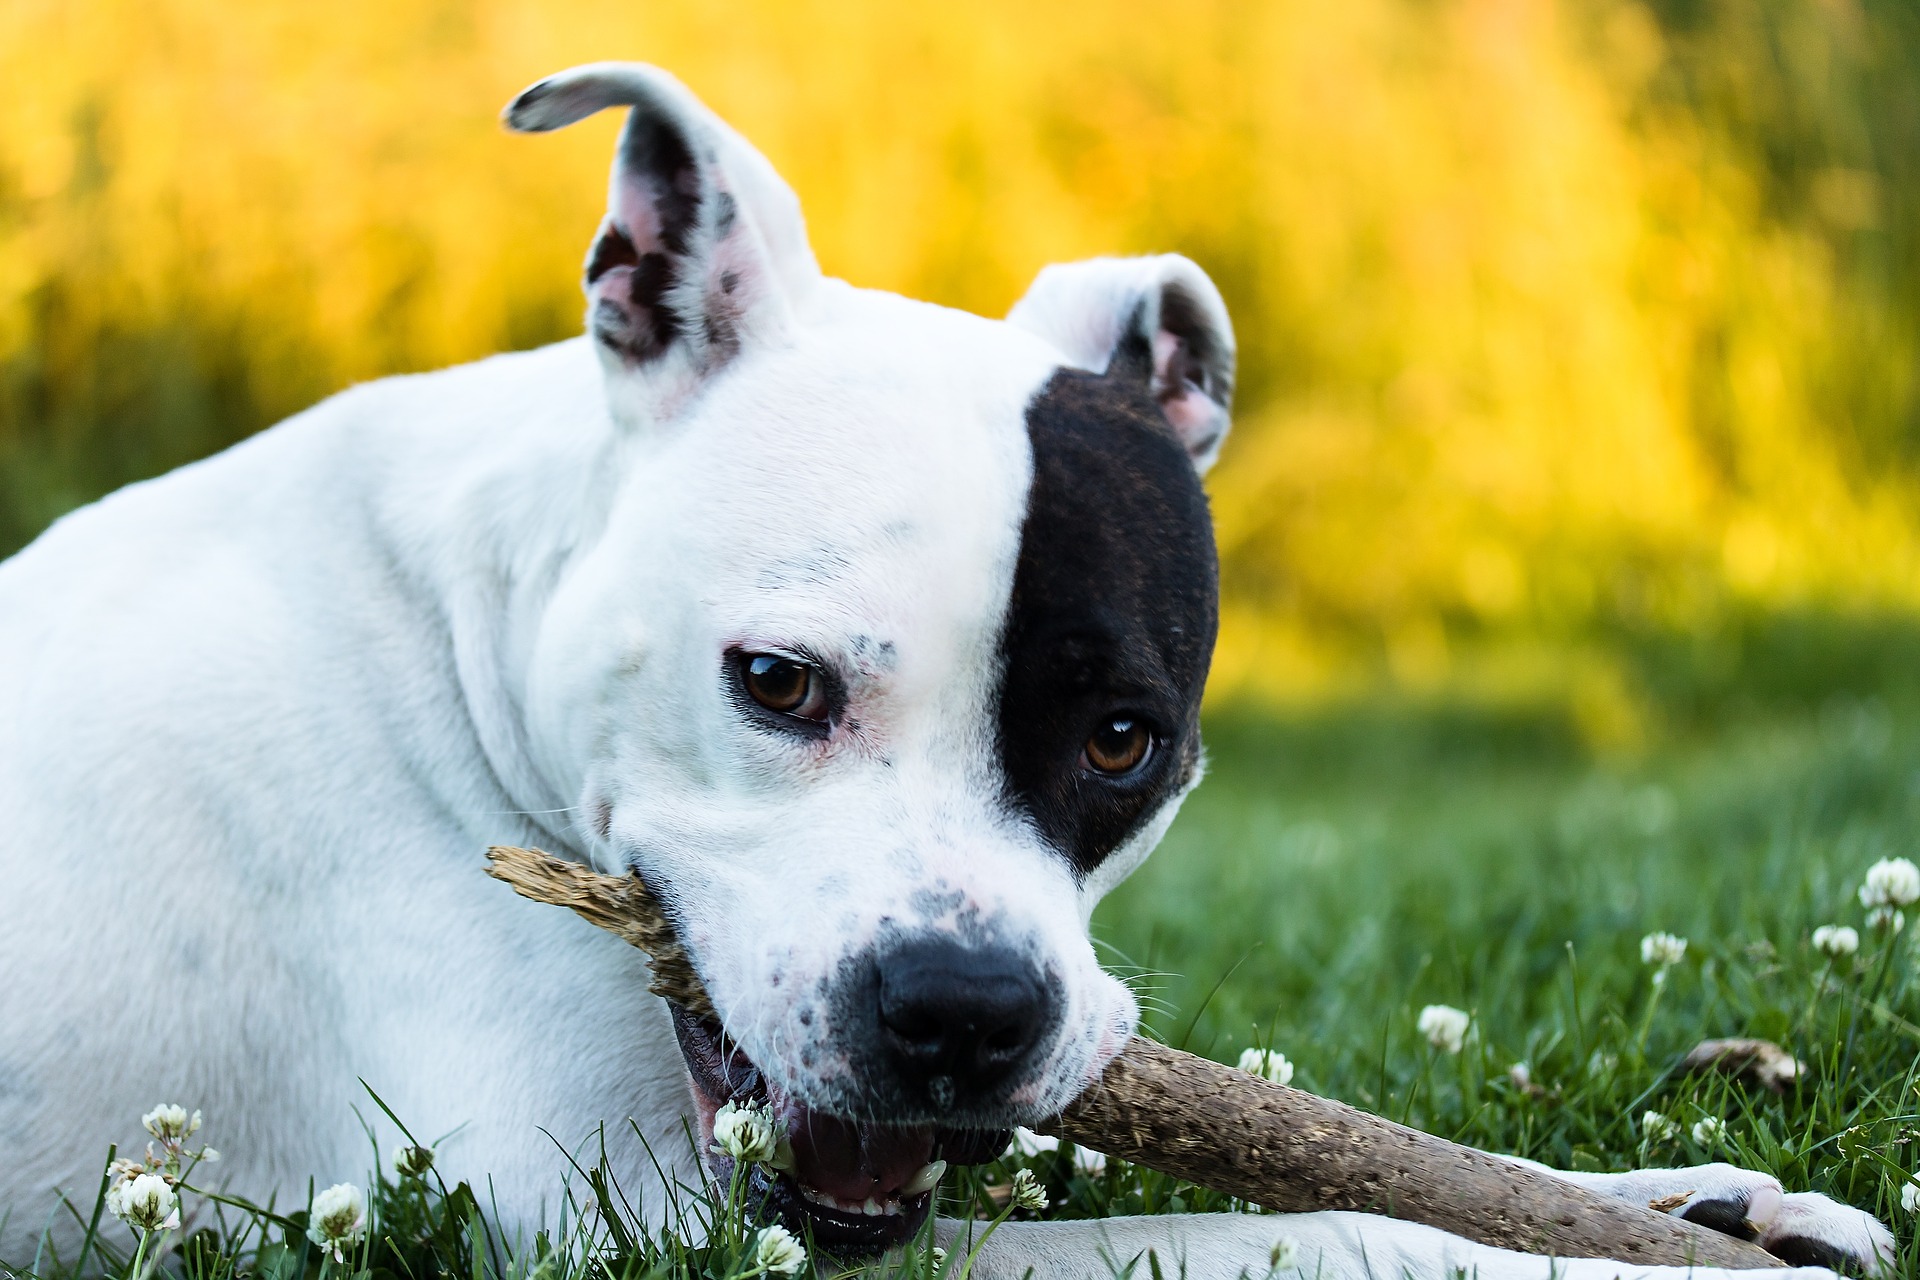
(0, 63), (1895, 1279)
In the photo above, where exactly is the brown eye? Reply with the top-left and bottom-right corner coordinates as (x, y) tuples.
(1083, 717), (1152, 776)
(741, 653), (830, 723)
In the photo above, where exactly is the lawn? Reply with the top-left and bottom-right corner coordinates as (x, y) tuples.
(13, 617), (1920, 1279)
(1113, 687), (1920, 1192)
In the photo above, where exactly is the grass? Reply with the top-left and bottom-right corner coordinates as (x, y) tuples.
(9, 626), (1920, 1278)
(1095, 675), (1920, 1270)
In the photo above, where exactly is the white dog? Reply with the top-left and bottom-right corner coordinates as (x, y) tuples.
(0, 64), (1893, 1279)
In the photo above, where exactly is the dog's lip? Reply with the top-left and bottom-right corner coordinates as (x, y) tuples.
(669, 1005), (1008, 1254)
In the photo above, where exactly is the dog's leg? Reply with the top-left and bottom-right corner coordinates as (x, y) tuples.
(935, 1212), (1852, 1279)
(1500, 1155), (1893, 1273)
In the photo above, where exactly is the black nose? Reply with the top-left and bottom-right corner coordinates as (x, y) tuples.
(876, 938), (1049, 1100)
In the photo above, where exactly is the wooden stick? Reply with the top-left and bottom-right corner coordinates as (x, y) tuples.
(486, 844), (714, 1022)
(484, 845), (1780, 1269)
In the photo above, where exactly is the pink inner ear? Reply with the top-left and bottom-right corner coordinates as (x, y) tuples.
(1151, 330), (1183, 380)
(1150, 329), (1225, 459)
(1160, 385), (1225, 452)
(612, 183), (666, 255)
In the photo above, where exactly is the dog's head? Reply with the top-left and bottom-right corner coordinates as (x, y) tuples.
(507, 64), (1232, 1250)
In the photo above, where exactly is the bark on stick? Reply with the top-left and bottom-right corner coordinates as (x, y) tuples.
(484, 845), (1780, 1269)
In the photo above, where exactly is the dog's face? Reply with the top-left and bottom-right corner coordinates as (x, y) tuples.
(508, 65), (1233, 1250)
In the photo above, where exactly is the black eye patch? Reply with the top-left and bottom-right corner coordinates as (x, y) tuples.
(993, 368), (1219, 877)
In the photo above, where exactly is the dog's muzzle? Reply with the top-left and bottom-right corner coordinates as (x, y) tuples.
(671, 937), (1057, 1255)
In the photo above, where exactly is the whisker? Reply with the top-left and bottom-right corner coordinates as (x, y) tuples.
(467, 806), (584, 817)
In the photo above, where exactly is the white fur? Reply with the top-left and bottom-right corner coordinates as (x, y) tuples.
(0, 63), (1884, 1279)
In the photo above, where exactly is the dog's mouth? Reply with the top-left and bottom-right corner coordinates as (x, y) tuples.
(671, 1006), (1008, 1254)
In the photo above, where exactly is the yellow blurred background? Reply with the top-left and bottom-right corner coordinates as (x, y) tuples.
(3, 0), (1916, 739)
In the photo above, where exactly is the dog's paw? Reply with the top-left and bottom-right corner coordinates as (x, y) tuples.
(1750, 1191), (1896, 1275)
(1662, 1170), (1894, 1275)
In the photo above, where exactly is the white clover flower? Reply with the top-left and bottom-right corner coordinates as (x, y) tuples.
(392, 1144), (435, 1178)
(1268, 1236), (1299, 1271)
(1008, 1166), (1048, 1213)
(711, 1099), (781, 1167)
(752, 1223), (806, 1277)
(307, 1182), (368, 1262)
(1860, 858), (1920, 909)
(112, 1173), (180, 1233)
(1640, 933), (1687, 968)
(1691, 1117), (1727, 1147)
(1813, 924), (1860, 958)
(1641, 1110), (1679, 1143)
(1238, 1048), (1295, 1087)
(1870, 906), (1906, 933)
(1903, 1179), (1920, 1214)
(142, 1105), (201, 1142)
(104, 1173), (134, 1221)
(929, 1246), (948, 1268)
(1416, 1005), (1470, 1054)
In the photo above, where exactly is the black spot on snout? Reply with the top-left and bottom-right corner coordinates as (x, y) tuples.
(995, 367), (1218, 876)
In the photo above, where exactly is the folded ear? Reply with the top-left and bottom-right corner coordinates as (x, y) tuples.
(505, 63), (820, 424)
(1007, 255), (1235, 472)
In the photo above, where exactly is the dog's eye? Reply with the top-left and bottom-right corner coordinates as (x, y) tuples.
(740, 653), (830, 723)
(1082, 717), (1152, 776)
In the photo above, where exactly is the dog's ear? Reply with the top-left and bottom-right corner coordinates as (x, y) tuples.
(505, 63), (819, 424)
(1007, 256), (1235, 473)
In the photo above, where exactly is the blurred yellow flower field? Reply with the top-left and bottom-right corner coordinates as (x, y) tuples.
(2, 0), (1914, 721)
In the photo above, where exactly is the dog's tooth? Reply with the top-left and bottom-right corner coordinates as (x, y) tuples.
(862, 1196), (884, 1216)
(901, 1158), (947, 1196)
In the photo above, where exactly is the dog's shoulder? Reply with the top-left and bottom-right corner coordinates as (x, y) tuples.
(0, 336), (612, 760)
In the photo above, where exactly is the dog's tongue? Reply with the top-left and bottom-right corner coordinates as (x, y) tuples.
(776, 1094), (936, 1204)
